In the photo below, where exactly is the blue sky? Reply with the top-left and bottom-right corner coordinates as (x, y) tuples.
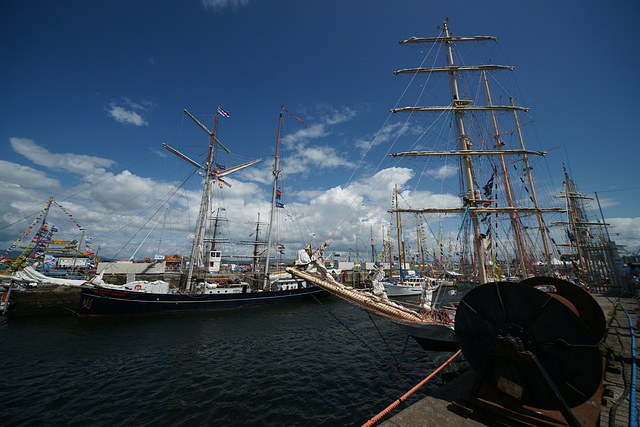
(2, 0), (639, 262)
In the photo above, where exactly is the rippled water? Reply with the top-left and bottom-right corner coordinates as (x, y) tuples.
(1, 297), (455, 426)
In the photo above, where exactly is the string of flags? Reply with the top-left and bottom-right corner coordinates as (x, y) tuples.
(54, 201), (85, 231)
(3, 198), (52, 256)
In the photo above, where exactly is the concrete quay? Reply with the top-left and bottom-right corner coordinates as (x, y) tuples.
(379, 293), (638, 427)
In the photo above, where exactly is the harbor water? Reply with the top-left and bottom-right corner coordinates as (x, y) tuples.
(1, 296), (456, 426)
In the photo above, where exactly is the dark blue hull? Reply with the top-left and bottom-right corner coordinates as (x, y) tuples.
(78, 285), (324, 316)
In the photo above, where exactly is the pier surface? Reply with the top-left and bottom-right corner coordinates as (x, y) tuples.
(381, 293), (638, 426)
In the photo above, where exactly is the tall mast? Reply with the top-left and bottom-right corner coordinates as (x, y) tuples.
(185, 107), (220, 291)
(394, 185), (407, 275)
(482, 70), (529, 277)
(237, 213), (268, 277)
(415, 214), (424, 274)
(441, 21), (488, 284)
(388, 20), (566, 284)
(263, 107), (284, 288)
(510, 97), (553, 271)
(168, 107), (261, 291)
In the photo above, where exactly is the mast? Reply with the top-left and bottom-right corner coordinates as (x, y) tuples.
(166, 107), (262, 291)
(482, 70), (529, 277)
(415, 214), (425, 274)
(251, 213), (265, 275)
(388, 20), (566, 284)
(185, 107), (220, 291)
(510, 97), (553, 271)
(263, 107), (284, 288)
(10, 197), (54, 271)
(370, 226), (375, 264)
(394, 185), (408, 275)
(441, 20), (488, 284)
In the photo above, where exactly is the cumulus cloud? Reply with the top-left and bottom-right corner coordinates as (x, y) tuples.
(106, 98), (153, 126)
(271, 105), (361, 176)
(608, 217), (640, 253)
(0, 160), (60, 189)
(10, 138), (115, 176)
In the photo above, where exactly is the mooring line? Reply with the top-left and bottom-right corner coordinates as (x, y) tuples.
(310, 292), (397, 371)
(362, 349), (462, 427)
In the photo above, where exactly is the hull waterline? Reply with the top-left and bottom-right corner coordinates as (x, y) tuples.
(78, 286), (324, 316)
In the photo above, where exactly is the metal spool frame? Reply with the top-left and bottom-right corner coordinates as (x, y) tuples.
(454, 279), (605, 426)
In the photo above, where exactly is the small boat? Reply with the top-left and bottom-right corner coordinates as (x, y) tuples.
(382, 275), (435, 297)
(78, 107), (323, 316)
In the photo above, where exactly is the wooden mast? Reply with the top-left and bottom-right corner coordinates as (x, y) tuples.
(184, 107), (220, 291)
(441, 20), (488, 284)
(482, 69), (529, 277)
(263, 107), (284, 288)
(510, 97), (553, 271)
(388, 20), (566, 284)
(169, 107), (262, 291)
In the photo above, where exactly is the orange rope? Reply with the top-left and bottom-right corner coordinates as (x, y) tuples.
(361, 349), (462, 427)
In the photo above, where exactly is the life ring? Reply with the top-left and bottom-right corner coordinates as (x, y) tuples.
(134, 284), (142, 291)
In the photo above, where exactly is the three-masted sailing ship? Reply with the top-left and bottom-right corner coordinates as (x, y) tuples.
(78, 107), (322, 316)
(288, 20), (567, 351)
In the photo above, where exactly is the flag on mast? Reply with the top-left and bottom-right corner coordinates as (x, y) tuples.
(283, 107), (307, 128)
(218, 107), (230, 117)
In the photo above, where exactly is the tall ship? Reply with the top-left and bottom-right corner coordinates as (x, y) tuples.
(288, 20), (571, 351)
(77, 107), (322, 316)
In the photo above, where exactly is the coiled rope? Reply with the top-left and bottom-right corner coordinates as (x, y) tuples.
(362, 349), (462, 427)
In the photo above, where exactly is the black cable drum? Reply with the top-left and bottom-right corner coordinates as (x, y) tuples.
(454, 281), (603, 409)
(519, 276), (606, 343)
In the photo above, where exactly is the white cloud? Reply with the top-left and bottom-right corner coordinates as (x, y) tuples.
(201, 0), (249, 11)
(425, 164), (458, 180)
(355, 122), (405, 150)
(608, 217), (640, 254)
(319, 105), (357, 125)
(108, 105), (147, 126)
(10, 138), (115, 176)
(106, 98), (153, 126)
(271, 105), (362, 175)
(0, 160), (60, 189)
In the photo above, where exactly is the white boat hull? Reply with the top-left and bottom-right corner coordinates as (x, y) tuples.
(383, 282), (422, 296)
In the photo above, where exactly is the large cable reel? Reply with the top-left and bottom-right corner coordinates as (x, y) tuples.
(454, 279), (604, 421)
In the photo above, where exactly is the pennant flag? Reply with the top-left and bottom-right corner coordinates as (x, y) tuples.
(218, 107), (230, 117)
(284, 214), (294, 222)
(283, 107), (307, 128)
(276, 190), (281, 199)
(276, 202), (285, 208)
